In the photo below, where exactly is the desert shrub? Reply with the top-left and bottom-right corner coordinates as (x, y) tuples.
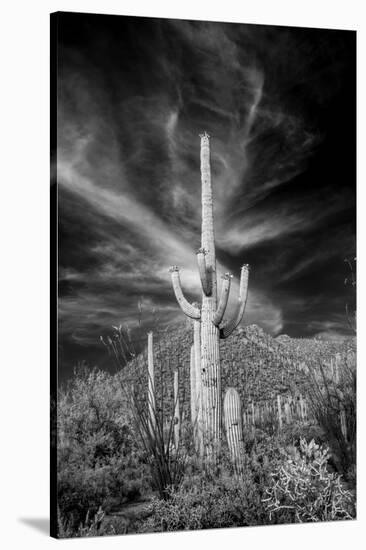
(138, 440), (278, 533)
(305, 347), (356, 480)
(263, 438), (355, 523)
(139, 436), (356, 533)
(269, 419), (325, 455)
(58, 454), (144, 527)
(57, 505), (123, 538)
(57, 367), (149, 533)
(242, 430), (288, 482)
(139, 471), (267, 532)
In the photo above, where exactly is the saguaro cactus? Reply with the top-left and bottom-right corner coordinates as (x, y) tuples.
(169, 132), (250, 456)
(191, 307), (204, 455)
(190, 345), (198, 428)
(224, 388), (244, 472)
(284, 400), (291, 424)
(277, 394), (282, 430)
(190, 345), (200, 448)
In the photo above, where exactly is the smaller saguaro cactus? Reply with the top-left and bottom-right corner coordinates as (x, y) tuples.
(302, 397), (308, 421)
(251, 401), (255, 430)
(224, 388), (244, 473)
(277, 394), (283, 430)
(284, 401), (291, 424)
(147, 332), (156, 435)
(299, 395), (305, 421)
(173, 369), (180, 449)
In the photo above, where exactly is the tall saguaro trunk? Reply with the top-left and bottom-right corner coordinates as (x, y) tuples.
(200, 132), (221, 452)
(192, 311), (204, 456)
(169, 132), (250, 460)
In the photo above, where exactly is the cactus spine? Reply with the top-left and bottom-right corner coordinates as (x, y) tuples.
(224, 388), (244, 472)
(169, 132), (250, 457)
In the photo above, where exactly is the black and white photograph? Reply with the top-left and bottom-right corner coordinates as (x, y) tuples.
(51, 10), (356, 539)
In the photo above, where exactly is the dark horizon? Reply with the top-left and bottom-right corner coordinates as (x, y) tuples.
(55, 12), (356, 380)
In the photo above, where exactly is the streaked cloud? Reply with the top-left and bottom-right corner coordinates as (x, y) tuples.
(56, 15), (355, 375)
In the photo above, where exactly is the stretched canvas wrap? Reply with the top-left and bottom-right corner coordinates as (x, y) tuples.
(50, 11), (356, 539)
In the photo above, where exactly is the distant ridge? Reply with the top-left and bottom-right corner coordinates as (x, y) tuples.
(121, 322), (354, 419)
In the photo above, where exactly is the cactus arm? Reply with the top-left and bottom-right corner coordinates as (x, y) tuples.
(196, 248), (212, 296)
(220, 264), (249, 339)
(213, 273), (232, 326)
(169, 266), (201, 319)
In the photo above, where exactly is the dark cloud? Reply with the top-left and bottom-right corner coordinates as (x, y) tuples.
(55, 13), (356, 379)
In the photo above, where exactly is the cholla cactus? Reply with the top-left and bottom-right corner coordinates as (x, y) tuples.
(263, 439), (355, 522)
(169, 132), (250, 457)
(224, 388), (244, 472)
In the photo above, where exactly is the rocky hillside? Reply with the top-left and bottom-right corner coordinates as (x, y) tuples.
(120, 323), (354, 421)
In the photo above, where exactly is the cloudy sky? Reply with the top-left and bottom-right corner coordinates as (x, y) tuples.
(55, 12), (356, 379)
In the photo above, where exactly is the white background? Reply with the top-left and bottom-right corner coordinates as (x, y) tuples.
(0, 0), (364, 547)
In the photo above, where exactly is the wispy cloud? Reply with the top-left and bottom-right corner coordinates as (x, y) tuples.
(56, 16), (355, 373)
(216, 190), (349, 253)
(58, 153), (284, 344)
